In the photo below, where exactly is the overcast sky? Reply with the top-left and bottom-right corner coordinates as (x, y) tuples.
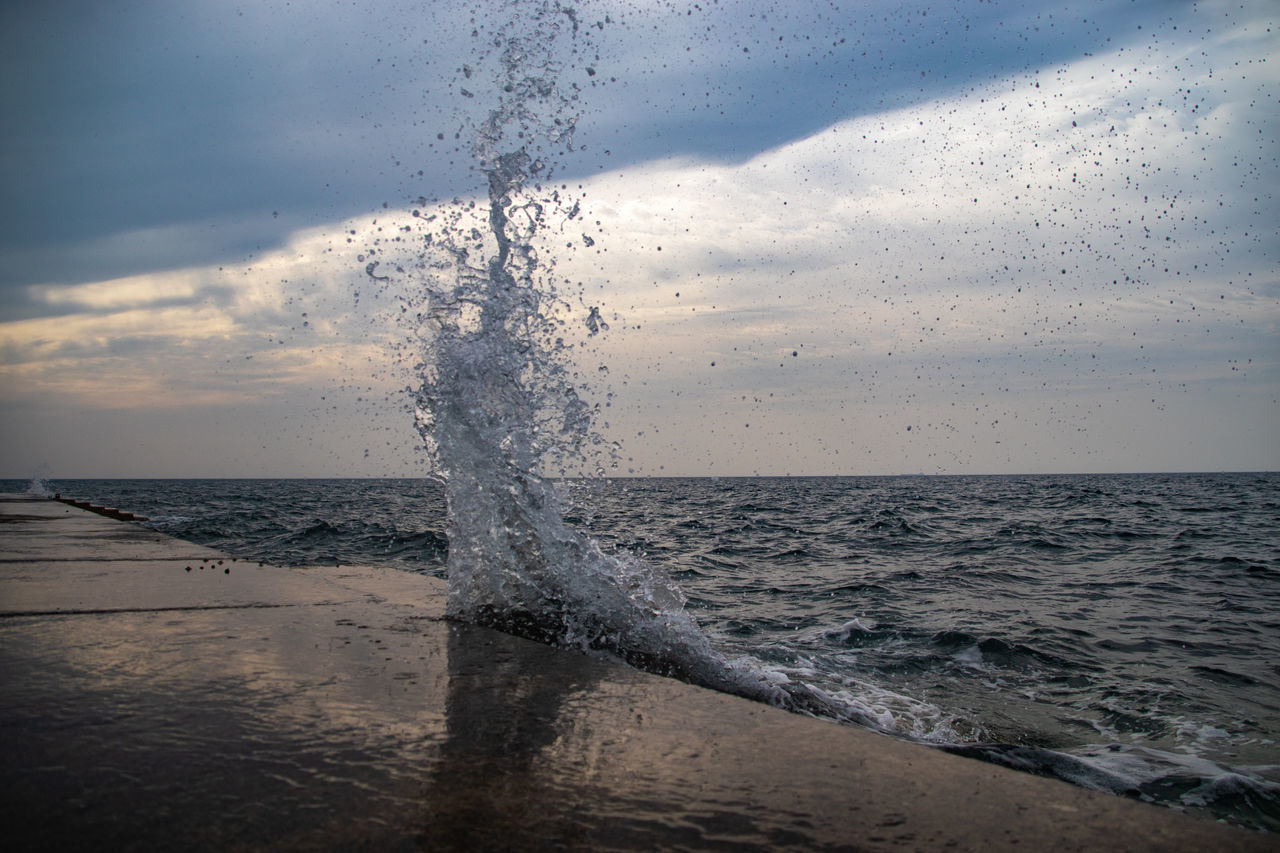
(1, 0), (1276, 478)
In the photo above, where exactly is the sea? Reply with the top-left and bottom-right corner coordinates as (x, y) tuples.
(10, 472), (1278, 832)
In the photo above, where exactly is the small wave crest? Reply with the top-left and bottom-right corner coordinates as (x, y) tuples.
(143, 514), (197, 528)
(942, 741), (1280, 831)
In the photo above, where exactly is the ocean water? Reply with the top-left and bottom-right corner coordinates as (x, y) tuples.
(14, 472), (1279, 832)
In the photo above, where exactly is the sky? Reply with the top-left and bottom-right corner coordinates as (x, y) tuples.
(1, 0), (1276, 478)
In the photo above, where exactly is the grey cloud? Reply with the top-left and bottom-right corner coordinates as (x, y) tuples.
(574, 0), (1190, 166)
(1, 0), (1199, 303)
(1, 0), (474, 289)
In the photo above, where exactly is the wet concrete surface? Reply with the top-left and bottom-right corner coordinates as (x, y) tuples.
(0, 495), (1271, 851)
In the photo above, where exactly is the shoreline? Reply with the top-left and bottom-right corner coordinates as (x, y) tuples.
(0, 493), (1270, 850)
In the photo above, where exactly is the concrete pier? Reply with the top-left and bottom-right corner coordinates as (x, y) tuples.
(0, 494), (1270, 851)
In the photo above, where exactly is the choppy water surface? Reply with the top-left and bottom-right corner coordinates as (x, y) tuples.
(23, 472), (1280, 831)
(569, 472), (1280, 832)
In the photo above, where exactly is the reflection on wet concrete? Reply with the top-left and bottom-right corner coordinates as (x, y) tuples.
(421, 625), (837, 850)
(0, 601), (834, 851)
(422, 624), (601, 848)
(0, 605), (450, 849)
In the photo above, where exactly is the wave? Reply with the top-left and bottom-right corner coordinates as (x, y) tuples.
(944, 742), (1280, 831)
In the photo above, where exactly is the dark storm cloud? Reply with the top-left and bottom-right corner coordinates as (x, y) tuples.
(581, 0), (1184, 167)
(0, 0), (469, 291)
(0, 0), (1194, 298)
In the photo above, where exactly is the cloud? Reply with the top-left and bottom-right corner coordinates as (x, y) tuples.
(26, 273), (232, 315)
(1, 0), (1275, 476)
(0, 0), (1212, 294)
(0, 0), (482, 289)
(553, 13), (1279, 474)
(0, 206), (435, 476)
(0, 215), (418, 409)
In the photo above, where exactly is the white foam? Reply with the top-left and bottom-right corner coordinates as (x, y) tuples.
(1064, 741), (1280, 805)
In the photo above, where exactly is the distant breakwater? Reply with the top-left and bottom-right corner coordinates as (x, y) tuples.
(51, 494), (148, 523)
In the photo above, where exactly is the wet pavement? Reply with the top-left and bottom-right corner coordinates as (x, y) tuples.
(0, 494), (1270, 851)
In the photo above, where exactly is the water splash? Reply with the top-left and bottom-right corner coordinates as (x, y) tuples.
(24, 464), (53, 497)
(401, 1), (951, 734)
(25, 477), (52, 498)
